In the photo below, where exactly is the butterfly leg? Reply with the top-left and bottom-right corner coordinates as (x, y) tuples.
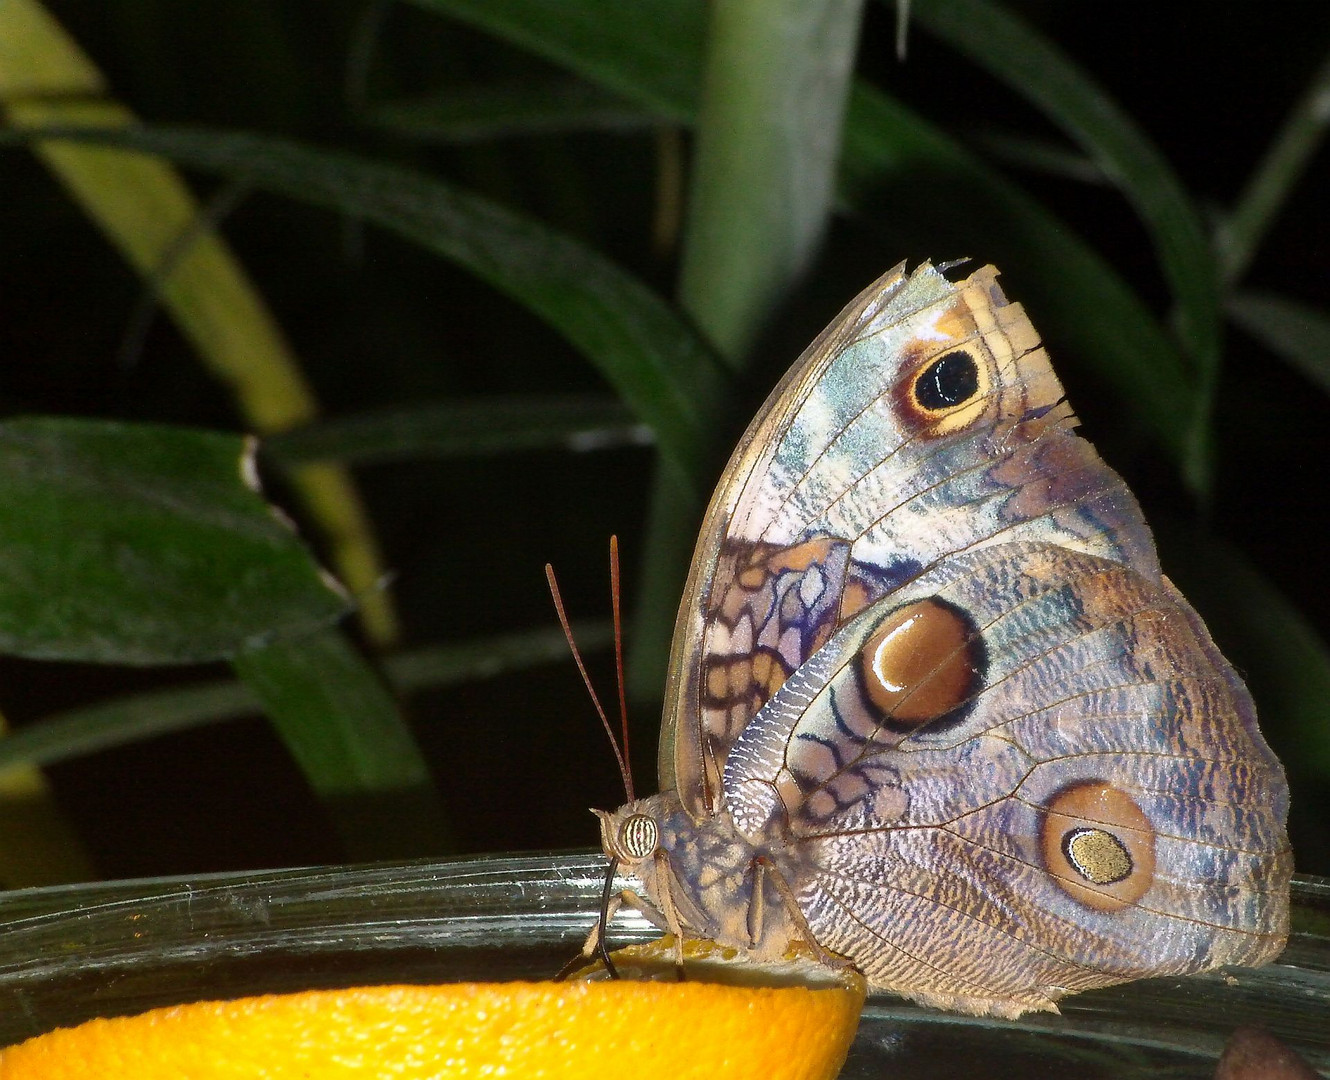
(755, 855), (855, 973)
(570, 890), (617, 968)
(584, 852), (688, 976)
(615, 887), (675, 933)
(647, 851), (692, 978)
(572, 887), (672, 959)
(748, 857), (769, 946)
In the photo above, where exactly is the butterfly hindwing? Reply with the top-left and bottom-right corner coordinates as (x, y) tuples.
(718, 541), (1290, 1014)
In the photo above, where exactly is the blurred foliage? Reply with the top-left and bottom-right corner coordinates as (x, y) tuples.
(0, 0), (1327, 880)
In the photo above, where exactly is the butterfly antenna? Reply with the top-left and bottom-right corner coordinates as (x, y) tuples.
(608, 536), (634, 802)
(545, 561), (633, 801)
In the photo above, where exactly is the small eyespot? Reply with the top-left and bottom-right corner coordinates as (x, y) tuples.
(912, 350), (980, 412)
(857, 598), (984, 731)
(1041, 781), (1155, 911)
(894, 346), (994, 438)
(618, 813), (659, 860)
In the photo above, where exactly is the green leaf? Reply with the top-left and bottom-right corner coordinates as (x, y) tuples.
(232, 628), (452, 858)
(266, 396), (648, 465)
(972, 131), (1108, 187)
(368, 80), (657, 142)
(626, 466), (696, 703)
(1220, 46), (1330, 285)
(403, 0), (706, 121)
(1227, 292), (1330, 398)
(0, 683), (258, 770)
(678, 0), (865, 362)
(404, 0), (1199, 481)
(0, 1), (399, 647)
(635, 0), (866, 695)
(11, 124), (726, 496)
(384, 621), (613, 689)
(0, 623), (612, 773)
(0, 417), (347, 664)
(906, 0), (1219, 490)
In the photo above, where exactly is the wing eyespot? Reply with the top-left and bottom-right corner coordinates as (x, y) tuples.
(1041, 781), (1156, 911)
(896, 347), (994, 437)
(1062, 828), (1133, 885)
(913, 350), (980, 410)
(856, 597), (985, 732)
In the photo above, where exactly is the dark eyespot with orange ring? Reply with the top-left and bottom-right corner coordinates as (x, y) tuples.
(896, 348), (993, 437)
(1041, 781), (1156, 911)
(856, 598), (985, 732)
(914, 350), (980, 410)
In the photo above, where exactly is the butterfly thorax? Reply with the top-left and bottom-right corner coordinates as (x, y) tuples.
(597, 792), (805, 962)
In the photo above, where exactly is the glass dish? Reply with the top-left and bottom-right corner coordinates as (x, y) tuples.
(0, 852), (1324, 1078)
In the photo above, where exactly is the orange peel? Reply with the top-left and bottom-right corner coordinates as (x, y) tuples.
(0, 939), (866, 1079)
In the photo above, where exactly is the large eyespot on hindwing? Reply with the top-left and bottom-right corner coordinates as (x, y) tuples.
(1040, 781), (1156, 911)
(855, 598), (985, 733)
(896, 346), (993, 437)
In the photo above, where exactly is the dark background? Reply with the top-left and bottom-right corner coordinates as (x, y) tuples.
(1, 1), (1327, 880)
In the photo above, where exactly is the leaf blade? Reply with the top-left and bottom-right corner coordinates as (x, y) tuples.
(232, 629), (452, 858)
(1227, 292), (1330, 398)
(403, 0), (705, 120)
(266, 396), (648, 465)
(0, 418), (347, 664)
(399, 0), (1200, 478)
(0, 0), (399, 644)
(18, 124), (725, 495)
(679, 0), (865, 362)
(1220, 46), (1330, 285)
(0, 624), (613, 772)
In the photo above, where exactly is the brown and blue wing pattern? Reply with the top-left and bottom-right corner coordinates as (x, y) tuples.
(609, 261), (1291, 1017)
(663, 263), (1157, 816)
(719, 542), (1289, 1014)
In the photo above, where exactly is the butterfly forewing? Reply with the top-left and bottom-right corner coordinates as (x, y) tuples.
(664, 263), (1158, 817)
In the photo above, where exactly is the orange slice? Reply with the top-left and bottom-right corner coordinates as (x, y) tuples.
(0, 939), (865, 1079)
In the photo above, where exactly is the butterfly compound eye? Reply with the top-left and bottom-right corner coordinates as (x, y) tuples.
(617, 813), (659, 860)
(1041, 780), (1156, 911)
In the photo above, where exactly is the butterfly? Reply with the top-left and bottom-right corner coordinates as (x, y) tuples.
(594, 261), (1293, 1018)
